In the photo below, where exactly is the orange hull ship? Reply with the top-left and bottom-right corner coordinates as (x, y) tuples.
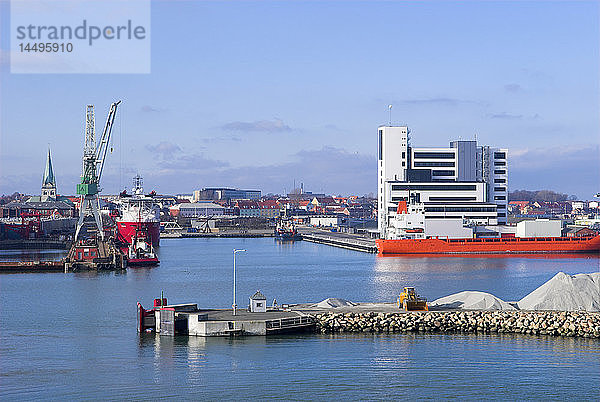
(376, 234), (600, 255)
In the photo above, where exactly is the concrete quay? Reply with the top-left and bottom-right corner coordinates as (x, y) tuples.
(139, 303), (315, 337)
(299, 228), (377, 253)
(183, 309), (314, 336)
(141, 300), (600, 339)
(161, 229), (274, 239)
(311, 310), (600, 339)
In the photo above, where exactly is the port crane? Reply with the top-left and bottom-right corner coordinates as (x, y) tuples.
(74, 100), (121, 241)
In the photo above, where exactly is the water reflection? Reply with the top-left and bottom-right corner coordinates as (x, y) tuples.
(374, 255), (510, 273)
(3, 238), (600, 399)
(135, 331), (600, 400)
(370, 253), (600, 302)
(72, 270), (126, 279)
(376, 252), (600, 260)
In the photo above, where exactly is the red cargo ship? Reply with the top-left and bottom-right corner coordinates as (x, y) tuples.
(116, 176), (161, 247)
(376, 234), (600, 255)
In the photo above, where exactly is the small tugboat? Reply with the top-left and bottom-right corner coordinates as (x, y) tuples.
(125, 227), (159, 266)
(274, 219), (302, 241)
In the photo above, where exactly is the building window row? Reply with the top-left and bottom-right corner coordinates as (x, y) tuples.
(425, 207), (496, 212)
(413, 152), (455, 159)
(494, 178), (506, 183)
(494, 187), (506, 192)
(494, 161), (506, 166)
(428, 197), (477, 201)
(494, 152), (506, 159)
(494, 169), (506, 175)
(431, 170), (455, 176)
(494, 196), (506, 200)
(391, 184), (477, 191)
(414, 161), (455, 167)
(425, 215), (497, 220)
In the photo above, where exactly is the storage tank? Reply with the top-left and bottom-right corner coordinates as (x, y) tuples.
(516, 219), (562, 238)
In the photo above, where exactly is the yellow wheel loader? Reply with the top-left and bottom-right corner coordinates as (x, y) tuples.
(397, 287), (429, 311)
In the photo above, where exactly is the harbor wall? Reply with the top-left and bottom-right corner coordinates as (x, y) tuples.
(188, 316), (267, 336)
(301, 232), (377, 253)
(312, 310), (600, 338)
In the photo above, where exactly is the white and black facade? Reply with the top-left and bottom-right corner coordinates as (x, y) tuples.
(377, 125), (508, 237)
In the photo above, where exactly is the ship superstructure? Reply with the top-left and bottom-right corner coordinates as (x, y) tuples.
(116, 175), (161, 247)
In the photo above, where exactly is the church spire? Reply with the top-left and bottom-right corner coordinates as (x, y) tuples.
(41, 147), (57, 201)
(43, 147), (56, 186)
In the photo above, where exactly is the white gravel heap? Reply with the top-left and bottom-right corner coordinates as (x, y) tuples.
(430, 291), (516, 311)
(314, 298), (357, 309)
(518, 272), (600, 312)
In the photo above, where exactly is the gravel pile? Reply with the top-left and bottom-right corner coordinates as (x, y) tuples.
(430, 291), (515, 311)
(518, 272), (600, 312)
(313, 298), (357, 309)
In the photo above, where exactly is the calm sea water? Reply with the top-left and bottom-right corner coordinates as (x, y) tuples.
(1, 238), (599, 399)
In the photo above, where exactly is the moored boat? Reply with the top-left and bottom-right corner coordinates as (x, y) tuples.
(115, 175), (161, 247)
(120, 207), (159, 266)
(275, 219), (302, 241)
(123, 229), (159, 266)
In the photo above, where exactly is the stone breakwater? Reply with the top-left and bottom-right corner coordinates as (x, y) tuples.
(312, 311), (600, 338)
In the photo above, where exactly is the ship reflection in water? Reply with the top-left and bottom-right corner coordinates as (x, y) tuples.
(371, 252), (600, 303)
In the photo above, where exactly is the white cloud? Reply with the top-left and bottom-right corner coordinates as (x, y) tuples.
(220, 119), (292, 133)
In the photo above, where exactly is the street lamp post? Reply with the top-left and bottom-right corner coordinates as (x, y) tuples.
(232, 248), (246, 316)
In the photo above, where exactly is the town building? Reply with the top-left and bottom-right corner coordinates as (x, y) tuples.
(237, 200), (260, 217)
(170, 202), (226, 218)
(2, 148), (75, 219)
(257, 200), (280, 218)
(194, 187), (261, 202)
(377, 125), (508, 237)
(1, 148), (77, 239)
(309, 215), (346, 227)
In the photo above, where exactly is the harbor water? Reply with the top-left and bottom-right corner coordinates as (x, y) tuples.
(1, 238), (599, 399)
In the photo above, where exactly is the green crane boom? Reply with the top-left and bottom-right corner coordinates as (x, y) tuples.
(74, 100), (121, 241)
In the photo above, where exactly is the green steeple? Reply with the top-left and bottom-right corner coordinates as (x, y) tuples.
(43, 147), (56, 187)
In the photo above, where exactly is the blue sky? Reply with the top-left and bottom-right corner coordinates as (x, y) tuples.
(1, 0), (599, 198)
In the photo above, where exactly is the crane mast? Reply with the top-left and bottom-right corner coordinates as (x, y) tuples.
(74, 100), (121, 241)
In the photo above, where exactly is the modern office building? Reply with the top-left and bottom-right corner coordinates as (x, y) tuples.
(377, 125), (508, 236)
(194, 187), (261, 202)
